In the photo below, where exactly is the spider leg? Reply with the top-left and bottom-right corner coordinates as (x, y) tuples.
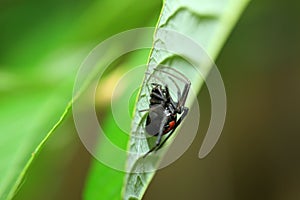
(164, 85), (177, 112)
(154, 67), (190, 86)
(167, 76), (181, 102)
(148, 67), (190, 90)
(151, 91), (166, 101)
(164, 78), (190, 114)
(143, 115), (168, 158)
(155, 107), (189, 151)
(145, 72), (167, 89)
(176, 81), (191, 112)
(139, 108), (149, 112)
(154, 67), (191, 111)
(149, 68), (187, 93)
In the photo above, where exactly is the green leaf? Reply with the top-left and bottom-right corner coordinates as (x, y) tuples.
(0, 51), (82, 200)
(83, 50), (155, 199)
(123, 0), (250, 199)
(0, 1), (161, 199)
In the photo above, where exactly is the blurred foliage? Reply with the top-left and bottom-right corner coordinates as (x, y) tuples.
(0, 0), (161, 199)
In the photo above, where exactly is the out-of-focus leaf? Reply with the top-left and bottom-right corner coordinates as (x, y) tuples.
(0, 50), (82, 200)
(0, 0), (161, 199)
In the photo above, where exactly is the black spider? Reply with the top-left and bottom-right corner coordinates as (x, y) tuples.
(141, 67), (191, 157)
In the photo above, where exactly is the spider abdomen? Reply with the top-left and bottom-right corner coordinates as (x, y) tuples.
(145, 104), (176, 136)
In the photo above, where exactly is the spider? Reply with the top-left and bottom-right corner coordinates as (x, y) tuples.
(141, 67), (191, 157)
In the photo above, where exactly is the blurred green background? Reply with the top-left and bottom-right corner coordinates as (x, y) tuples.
(1, 0), (299, 200)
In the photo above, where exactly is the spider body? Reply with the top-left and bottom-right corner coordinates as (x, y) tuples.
(142, 67), (191, 157)
(145, 84), (177, 136)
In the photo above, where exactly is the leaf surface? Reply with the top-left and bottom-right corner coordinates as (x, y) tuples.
(123, 0), (250, 199)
